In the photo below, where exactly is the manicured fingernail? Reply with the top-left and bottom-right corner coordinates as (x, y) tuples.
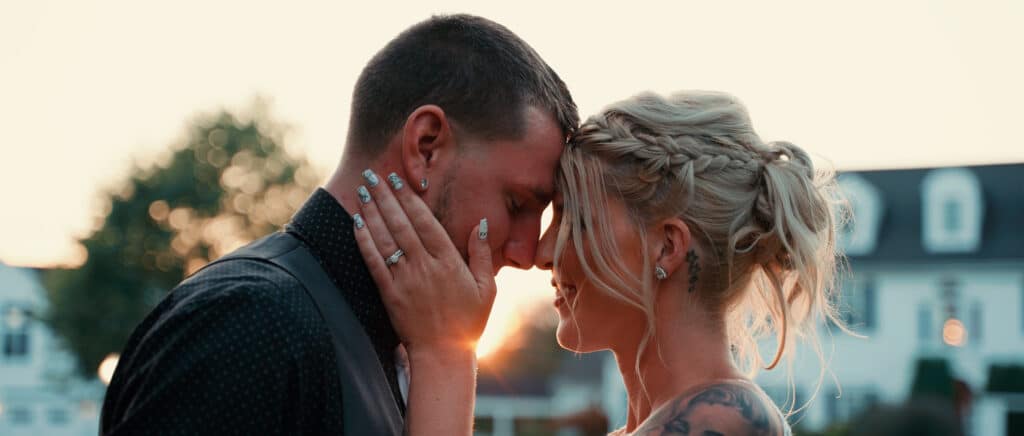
(478, 218), (488, 240)
(353, 213), (365, 229)
(357, 185), (371, 204)
(387, 172), (404, 190)
(362, 169), (379, 187)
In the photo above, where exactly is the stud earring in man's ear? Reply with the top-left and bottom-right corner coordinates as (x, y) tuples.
(419, 178), (428, 190)
(655, 266), (668, 280)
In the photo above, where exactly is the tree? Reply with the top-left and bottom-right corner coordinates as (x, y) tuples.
(43, 102), (321, 376)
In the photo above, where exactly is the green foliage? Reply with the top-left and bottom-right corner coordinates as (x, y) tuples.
(986, 363), (1024, 393)
(910, 357), (954, 400)
(42, 104), (321, 376)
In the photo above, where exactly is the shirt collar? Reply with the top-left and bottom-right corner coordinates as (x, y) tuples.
(285, 188), (401, 358)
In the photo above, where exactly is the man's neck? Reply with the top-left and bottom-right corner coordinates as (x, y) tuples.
(324, 154), (400, 215)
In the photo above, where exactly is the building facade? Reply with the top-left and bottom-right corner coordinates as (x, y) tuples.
(0, 262), (103, 436)
(473, 163), (1024, 436)
(757, 163), (1024, 435)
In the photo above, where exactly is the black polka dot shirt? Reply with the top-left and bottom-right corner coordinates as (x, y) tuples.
(101, 189), (404, 435)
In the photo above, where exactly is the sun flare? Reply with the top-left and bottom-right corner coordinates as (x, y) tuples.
(475, 311), (522, 360)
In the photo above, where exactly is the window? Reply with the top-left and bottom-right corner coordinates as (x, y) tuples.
(2, 305), (31, 360)
(943, 199), (960, 232)
(918, 304), (933, 342)
(969, 301), (982, 346)
(840, 276), (877, 331)
(862, 280), (876, 329)
(2, 306), (30, 359)
(921, 168), (984, 253)
(837, 174), (884, 256)
(48, 408), (69, 425)
(8, 406), (32, 425)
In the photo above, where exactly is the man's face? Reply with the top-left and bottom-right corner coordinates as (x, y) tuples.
(434, 106), (565, 275)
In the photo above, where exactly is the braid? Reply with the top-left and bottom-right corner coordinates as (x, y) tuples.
(572, 107), (767, 205)
(557, 90), (847, 390)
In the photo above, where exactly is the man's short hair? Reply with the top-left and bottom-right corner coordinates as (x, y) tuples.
(348, 14), (579, 153)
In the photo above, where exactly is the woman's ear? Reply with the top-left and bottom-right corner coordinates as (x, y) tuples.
(653, 217), (692, 281)
(399, 105), (452, 193)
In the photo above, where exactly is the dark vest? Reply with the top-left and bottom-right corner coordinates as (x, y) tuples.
(209, 231), (404, 435)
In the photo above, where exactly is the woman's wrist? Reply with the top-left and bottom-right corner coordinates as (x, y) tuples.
(406, 342), (478, 371)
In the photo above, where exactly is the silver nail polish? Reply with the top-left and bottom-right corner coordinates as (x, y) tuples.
(357, 186), (371, 204)
(478, 218), (488, 240)
(387, 173), (404, 190)
(353, 214), (365, 229)
(362, 169), (379, 187)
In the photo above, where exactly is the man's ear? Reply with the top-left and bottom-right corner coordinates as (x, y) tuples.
(400, 105), (452, 193)
(653, 217), (692, 279)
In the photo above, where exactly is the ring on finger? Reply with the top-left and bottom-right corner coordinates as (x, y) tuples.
(384, 249), (405, 266)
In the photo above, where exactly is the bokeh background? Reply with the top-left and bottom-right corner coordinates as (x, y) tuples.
(2, 1), (1022, 435)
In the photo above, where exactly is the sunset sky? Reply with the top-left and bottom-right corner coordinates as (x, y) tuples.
(3, 1), (1022, 353)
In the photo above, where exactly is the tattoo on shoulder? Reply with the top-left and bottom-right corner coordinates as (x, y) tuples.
(635, 382), (789, 436)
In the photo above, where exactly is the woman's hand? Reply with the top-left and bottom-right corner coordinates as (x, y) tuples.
(352, 169), (494, 435)
(351, 169), (497, 357)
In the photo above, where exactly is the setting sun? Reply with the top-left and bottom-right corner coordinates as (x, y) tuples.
(475, 311), (521, 360)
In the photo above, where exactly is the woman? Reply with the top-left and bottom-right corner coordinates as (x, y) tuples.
(353, 91), (846, 435)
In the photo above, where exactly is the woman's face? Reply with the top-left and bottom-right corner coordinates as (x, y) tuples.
(535, 192), (648, 353)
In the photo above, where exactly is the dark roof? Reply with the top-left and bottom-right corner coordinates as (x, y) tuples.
(842, 163), (1024, 262)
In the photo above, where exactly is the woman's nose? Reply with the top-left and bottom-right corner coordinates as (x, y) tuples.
(534, 224), (556, 270)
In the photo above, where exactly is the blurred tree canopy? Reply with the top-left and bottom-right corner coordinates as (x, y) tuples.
(43, 102), (321, 376)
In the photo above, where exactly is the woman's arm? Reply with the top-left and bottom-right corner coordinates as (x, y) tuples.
(352, 170), (495, 436)
(404, 345), (478, 435)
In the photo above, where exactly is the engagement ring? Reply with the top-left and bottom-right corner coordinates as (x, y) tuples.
(384, 249), (405, 266)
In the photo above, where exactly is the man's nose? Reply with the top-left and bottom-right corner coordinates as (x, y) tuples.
(502, 236), (537, 270)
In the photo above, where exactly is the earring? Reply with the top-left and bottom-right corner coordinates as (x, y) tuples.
(419, 178), (428, 190)
(654, 265), (668, 280)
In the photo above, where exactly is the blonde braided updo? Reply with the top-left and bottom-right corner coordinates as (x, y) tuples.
(553, 91), (847, 386)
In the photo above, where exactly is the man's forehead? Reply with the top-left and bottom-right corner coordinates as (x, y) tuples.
(507, 168), (555, 204)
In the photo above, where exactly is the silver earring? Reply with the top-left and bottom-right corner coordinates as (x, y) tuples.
(655, 266), (668, 280)
(420, 178), (428, 190)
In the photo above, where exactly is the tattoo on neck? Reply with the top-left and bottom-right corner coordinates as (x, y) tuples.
(686, 249), (700, 293)
(636, 382), (787, 436)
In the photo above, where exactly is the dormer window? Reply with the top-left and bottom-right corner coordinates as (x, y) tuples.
(838, 174), (883, 256)
(943, 199), (960, 232)
(921, 168), (983, 253)
(2, 305), (31, 361)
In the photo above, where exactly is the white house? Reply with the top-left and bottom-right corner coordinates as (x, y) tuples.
(756, 163), (1024, 436)
(475, 163), (1024, 436)
(0, 262), (104, 436)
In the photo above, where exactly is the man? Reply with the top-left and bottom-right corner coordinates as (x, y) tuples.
(100, 14), (577, 435)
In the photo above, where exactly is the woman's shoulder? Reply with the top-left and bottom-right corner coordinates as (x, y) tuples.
(633, 379), (792, 436)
